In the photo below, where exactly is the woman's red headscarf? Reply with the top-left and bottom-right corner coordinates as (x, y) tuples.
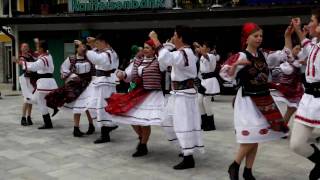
(240, 22), (261, 50)
(145, 39), (156, 49)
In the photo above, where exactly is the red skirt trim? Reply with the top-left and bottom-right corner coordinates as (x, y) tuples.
(251, 95), (289, 133)
(105, 86), (150, 115)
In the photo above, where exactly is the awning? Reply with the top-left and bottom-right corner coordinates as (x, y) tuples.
(0, 34), (12, 42)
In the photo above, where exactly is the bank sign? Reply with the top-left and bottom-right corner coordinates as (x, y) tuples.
(68, 0), (173, 12)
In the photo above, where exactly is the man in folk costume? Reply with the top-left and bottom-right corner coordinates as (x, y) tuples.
(194, 41), (220, 131)
(150, 26), (204, 170)
(18, 40), (58, 129)
(18, 43), (37, 126)
(45, 40), (95, 137)
(290, 10), (320, 180)
(220, 23), (288, 180)
(85, 34), (119, 144)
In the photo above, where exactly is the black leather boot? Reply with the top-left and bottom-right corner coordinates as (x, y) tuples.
(38, 114), (53, 129)
(243, 167), (256, 180)
(21, 117), (28, 126)
(132, 144), (148, 157)
(86, 124), (95, 135)
(201, 114), (207, 130)
(308, 144), (320, 180)
(173, 155), (195, 170)
(27, 116), (33, 125)
(204, 115), (216, 131)
(73, 127), (84, 137)
(94, 126), (110, 144)
(228, 161), (240, 180)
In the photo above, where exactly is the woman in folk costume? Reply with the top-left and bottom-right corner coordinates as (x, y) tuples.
(84, 34), (119, 144)
(290, 10), (320, 180)
(18, 43), (37, 126)
(18, 40), (58, 129)
(220, 23), (288, 180)
(106, 39), (166, 157)
(267, 35), (305, 129)
(194, 41), (220, 131)
(45, 41), (95, 137)
(150, 26), (204, 170)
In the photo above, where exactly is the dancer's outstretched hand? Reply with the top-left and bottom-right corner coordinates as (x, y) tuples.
(116, 70), (126, 80)
(149, 31), (161, 47)
(291, 18), (301, 31)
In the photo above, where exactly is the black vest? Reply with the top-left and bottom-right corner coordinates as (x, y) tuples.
(237, 50), (270, 96)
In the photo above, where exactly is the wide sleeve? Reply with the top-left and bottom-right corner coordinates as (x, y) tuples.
(25, 58), (46, 72)
(208, 54), (217, 71)
(301, 38), (314, 57)
(158, 48), (188, 68)
(86, 50), (111, 65)
(266, 50), (288, 69)
(219, 52), (246, 82)
(60, 57), (71, 78)
(123, 62), (134, 83)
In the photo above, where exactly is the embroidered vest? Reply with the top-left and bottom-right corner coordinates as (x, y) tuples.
(132, 57), (162, 90)
(237, 50), (270, 96)
(68, 55), (91, 75)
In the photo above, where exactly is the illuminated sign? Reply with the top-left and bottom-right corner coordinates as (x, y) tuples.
(68, 0), (172, 12)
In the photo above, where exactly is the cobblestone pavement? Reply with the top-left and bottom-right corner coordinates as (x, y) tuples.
(0, 94), (319, 180)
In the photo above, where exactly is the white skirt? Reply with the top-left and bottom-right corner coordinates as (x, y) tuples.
(201, 77), (220, 95)
(36, 78), (57, 92)
(64, 85), (91, 114)
(19, 75), (34, 103)
(271, 90), (299, 108)
(85, 77), (98, 119)
(92, 79), (117, 127)
(295, 93), (320, 128)
(234, 88), (286, 143)
(162, 91), (204, 155)
(110, 91), (165, 126)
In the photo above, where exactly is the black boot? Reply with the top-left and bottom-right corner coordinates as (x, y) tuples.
(308, 144), (320, 180)
(38, 114), (53, 129)
(51, 107), (59, 117)
(86, 124), (95, 135)
(73, 127), (84, 137)
(21, 117), (28, 126)
(203, 115), (216, 131)
(228, 161), (240, 180)
(243, 167), (256, 180)
(132, 144), (148, 157)
(27, 116), (33, 125)
(173, 155), (195, 170)
(94, 126), (110, 144)
(201, 114), (207, 130)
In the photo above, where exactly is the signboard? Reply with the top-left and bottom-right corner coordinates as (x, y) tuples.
(68, 0), (173, 12)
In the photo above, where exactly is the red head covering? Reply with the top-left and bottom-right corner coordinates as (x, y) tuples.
(144, 39), (156, 49)
(241, 22), (261, 50)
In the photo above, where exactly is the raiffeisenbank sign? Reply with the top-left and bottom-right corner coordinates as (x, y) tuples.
(68, 0), (173, 12)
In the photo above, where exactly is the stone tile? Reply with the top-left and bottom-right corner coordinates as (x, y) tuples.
(0, 95), (315, 180)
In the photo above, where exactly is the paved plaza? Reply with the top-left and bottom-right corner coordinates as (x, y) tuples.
(0, 90), (319, 180)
